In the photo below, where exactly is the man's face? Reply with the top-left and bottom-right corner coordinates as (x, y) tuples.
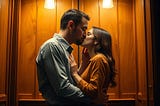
(73, 17), (88, 45)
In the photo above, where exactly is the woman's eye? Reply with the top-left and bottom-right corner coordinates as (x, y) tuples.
(87, 32), (92, 36)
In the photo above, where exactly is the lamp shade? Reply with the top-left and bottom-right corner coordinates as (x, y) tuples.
(44, 0), (55, 9)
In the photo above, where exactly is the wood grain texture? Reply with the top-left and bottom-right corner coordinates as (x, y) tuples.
(118, 0), (137, 98)
(15, 0), (149, 102)
(79, 0), (137, 99)
(0, 0), (9, 102)
(0, 0), (152, 105)
(17, 0), (79, 99)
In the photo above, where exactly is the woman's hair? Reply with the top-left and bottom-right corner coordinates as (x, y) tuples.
(92, 26), (116, 87)
(60, 9), (90, 30)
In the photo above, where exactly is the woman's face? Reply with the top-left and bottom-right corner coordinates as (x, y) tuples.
(81, 28), (96, 49)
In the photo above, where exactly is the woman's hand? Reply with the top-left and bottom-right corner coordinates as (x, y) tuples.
(69, 53), (82, 84)
(69, 54), (78, 75)
(81, 47), (90, 64)
(71, 64), (78, 75)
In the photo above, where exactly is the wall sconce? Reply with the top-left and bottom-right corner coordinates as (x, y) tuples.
(0, 0), (1, 8)
(44, 0), (55, 9)
(102, 0), (114, 8)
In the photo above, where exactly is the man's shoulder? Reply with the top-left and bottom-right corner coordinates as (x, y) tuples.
(40, 37), (59, 49)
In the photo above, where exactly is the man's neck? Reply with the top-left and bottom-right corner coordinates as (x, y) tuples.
(59, 30), (72, 44)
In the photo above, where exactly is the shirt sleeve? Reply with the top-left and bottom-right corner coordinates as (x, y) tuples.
(77, 57), (110, 99)
(37, 43), (89, 101)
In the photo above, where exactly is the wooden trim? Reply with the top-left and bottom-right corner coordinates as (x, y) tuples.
(17, 99), (135, 106)
(0, 94), (7, 101)
(0, 0), (9, 104)
(144, 0), (153, 105)
(6, 0), (20, 106)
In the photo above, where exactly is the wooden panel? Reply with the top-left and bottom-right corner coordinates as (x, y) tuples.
(135, 0), (148, 105)
(79, 0), (100, 29)
(17, 0), (37, 99)
(36, 0), (57, 98)
(0, 0), (9, 102)
(118, 0), (137, 98)
(79, 0), (137, 99)
(145, 0), (153, 105)
(99, 0), (119, 98)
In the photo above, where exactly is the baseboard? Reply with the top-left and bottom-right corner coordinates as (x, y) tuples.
(18, 98), (135, 106)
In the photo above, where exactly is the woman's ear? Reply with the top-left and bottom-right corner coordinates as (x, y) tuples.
(94, 41), (99, 45)
(94, 41), (101, 50)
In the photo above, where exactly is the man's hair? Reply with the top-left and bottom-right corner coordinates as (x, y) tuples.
(60, 9), (90, 30)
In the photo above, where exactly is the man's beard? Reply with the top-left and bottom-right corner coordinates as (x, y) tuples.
(72, 28), (85, 45)
(75, 40), (83, 45)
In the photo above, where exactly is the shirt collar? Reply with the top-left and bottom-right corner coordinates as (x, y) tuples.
(53, 34), (73, 54)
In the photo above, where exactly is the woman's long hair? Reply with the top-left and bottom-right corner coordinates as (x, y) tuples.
(92, 26), (116, 87)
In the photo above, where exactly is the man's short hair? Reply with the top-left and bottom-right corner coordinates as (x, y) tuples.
(60, 9), (90, 30)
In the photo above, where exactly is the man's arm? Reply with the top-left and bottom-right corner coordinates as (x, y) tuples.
(40, 43), (89, 101)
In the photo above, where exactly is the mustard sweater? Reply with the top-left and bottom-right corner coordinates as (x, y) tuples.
(77, 53), (111, 105)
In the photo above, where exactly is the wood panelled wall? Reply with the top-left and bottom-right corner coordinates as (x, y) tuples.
(17, 0), (78, 100)
(0, 0), (9, 103)
(0, 0), (153, 106)
(80, 0), (137, 99)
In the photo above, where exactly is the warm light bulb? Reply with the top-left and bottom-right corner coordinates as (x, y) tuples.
(0, 0), (1, 8)
(102, 0), (114, 8)
(44, 0), (55, 9)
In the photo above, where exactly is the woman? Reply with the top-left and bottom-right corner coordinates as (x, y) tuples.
(70, 26), (116, 106)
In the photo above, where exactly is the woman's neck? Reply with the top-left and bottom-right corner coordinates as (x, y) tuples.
(87, 48), (97, 58)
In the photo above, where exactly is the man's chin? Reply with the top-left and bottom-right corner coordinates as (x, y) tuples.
(75, 40), (83, 45)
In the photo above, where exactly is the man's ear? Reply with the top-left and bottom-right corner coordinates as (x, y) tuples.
(68, 20), (75, 30)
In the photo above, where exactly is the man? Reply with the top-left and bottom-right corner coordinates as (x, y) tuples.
(36, 9), (90, 106)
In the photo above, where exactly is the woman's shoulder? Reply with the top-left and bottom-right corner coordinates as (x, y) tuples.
(92, 53), (106, 59)
(90, 53), (108, 63)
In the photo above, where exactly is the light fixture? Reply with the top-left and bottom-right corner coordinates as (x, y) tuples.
(102, 0), (114, 8)
(0, 0), (1, 8)
(44, 0), (55, 9)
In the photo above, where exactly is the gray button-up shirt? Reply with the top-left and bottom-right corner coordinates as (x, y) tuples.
(36, 34), (90, 105)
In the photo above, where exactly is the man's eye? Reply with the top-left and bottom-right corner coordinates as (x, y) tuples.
(82, 27), (87, 31)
